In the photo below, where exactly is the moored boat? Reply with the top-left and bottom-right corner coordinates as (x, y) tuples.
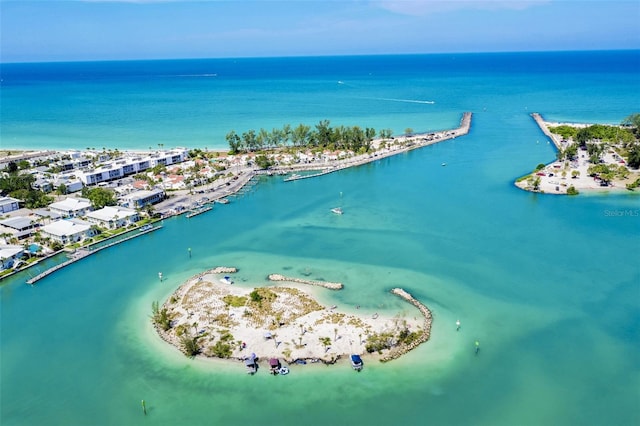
(350, 354), (363, 371)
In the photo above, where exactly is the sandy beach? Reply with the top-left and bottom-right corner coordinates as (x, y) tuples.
(153, 268), (431, 369)
(515, 113), (639, 194)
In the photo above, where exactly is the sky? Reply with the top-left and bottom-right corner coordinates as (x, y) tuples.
(1, 0), (639, 62)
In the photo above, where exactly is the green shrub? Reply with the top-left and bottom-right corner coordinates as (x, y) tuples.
(566, 186), (579, 195)
(180, 335), (200, 357)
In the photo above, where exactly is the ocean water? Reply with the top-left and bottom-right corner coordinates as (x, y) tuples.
(1, 51), (640, 426)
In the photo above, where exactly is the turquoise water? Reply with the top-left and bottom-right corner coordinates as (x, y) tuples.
(1, 52), (640, 425)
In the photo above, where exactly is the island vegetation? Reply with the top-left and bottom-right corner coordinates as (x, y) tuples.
(516, 113), (640, 194)
(151, 269), (432, 367)
(225, 120), (392, 156)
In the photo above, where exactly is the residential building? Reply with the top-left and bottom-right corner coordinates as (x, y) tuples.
(122, 189), (165, 209)
(85, 206), (139, 229)
(41, 219), (96, 245)
(0, 197), (21, 213)
(0, 245), (24, 270)
(48, 197), (93, 218)
(78, 148), (189, 186)
(0, 216), (39, 239)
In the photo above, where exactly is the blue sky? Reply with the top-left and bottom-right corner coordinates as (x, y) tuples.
(1, 1), (639, 62)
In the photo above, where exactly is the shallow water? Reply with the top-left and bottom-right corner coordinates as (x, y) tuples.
(1, 51), (640, 425)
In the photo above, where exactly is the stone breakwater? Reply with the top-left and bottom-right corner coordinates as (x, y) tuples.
(380, 288), (433, 363)
(267, 274), (343, 290)
(189, 266), (237, 281)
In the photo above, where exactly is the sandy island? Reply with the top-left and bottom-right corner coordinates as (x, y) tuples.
(152, 268), (432, 370)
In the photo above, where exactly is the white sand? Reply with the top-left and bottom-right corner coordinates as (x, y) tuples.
(156, 271), (424, 364)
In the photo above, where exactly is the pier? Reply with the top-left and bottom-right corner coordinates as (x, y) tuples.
(185, 205), (212, 218)
(531, 113), (562, 149)
(26, 225), (162, 285)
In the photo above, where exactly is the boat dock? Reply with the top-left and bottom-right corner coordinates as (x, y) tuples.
(185, 205), (212, 218)
(26, 225), (162, 285)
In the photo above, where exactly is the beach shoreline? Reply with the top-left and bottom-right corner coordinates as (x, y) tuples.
(153, 268), (432, 370)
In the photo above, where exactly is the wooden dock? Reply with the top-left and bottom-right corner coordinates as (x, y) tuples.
(26, 225), (162, 285)
(185, 205), (212, 218)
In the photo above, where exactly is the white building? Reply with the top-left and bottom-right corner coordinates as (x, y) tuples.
(85, 206), (139, 230)
(122, 189), (165, 209)
(41, 219), (96, 245)
(0, 197), (21, 214)
(78, 148), (189, 186)
(48, 197), (93, 218)
(0, 245), (24, 270)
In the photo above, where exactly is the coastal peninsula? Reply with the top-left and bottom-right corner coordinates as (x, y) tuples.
(152, 268), (432, 368)
(515, 113), (640, 195)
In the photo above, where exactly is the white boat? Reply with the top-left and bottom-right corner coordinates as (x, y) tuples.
(331, 207), (343, 215)
(350, 354), (363, 371)
(441, 162), (447, 167)
(219, 276), (233, 285)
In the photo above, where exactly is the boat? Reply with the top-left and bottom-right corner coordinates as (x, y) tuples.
(331, 207), (343, 215)
(269, 358), (281, 375)
(278, 366), (289, 375)
(245, 353), (258, 375)
(350, 354), (364, 371)
(216, 198), (230, 204)
(220, 276), (233, 285)
(294, 359), (307, 365)
(139, 224), (153, 231)
(441, 162), (447, 166)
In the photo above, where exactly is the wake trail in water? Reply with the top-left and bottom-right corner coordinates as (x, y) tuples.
(373, 97), (435, 104)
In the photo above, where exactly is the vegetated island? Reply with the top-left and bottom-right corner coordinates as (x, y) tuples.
(151, 268), (432, 369)
(515, 113), (640, 195)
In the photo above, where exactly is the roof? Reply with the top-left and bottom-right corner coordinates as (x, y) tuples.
(86, 206), (137, 222)
(0, 216), (36, 230)
(32, 209), (62, 220)
(0, 245), (24, 260)
(42, 219), (92, 237)
(0, 196), (21, 206)
(49, 197), (92, 212)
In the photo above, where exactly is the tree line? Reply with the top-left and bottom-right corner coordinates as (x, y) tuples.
(225, 121), (393, 155)
(549, 113), (640, 168)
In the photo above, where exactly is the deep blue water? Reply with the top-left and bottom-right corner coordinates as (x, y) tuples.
(1, 51), (639, 426)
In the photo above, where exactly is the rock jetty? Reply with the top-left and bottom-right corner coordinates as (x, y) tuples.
(267, 274), (343, 290)
(380, 288), (433, 362)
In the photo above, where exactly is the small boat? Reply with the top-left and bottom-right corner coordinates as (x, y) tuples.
(331, 207), (343, 215)
(351, 354), (363, 371)
(441, 162), (447, 167)
(278, 366), (289, 375)
(269, 358), (281, 375)
(372, 313), (379, 319)
(245, 353), (258, 375)
(216, 198), (230, 204)
(294, 359), (307, 365)
(139, 224), (153, 231)
(220, 276), (233, 285)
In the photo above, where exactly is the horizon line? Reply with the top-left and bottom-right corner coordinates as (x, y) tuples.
(2, 48), (639, 66)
